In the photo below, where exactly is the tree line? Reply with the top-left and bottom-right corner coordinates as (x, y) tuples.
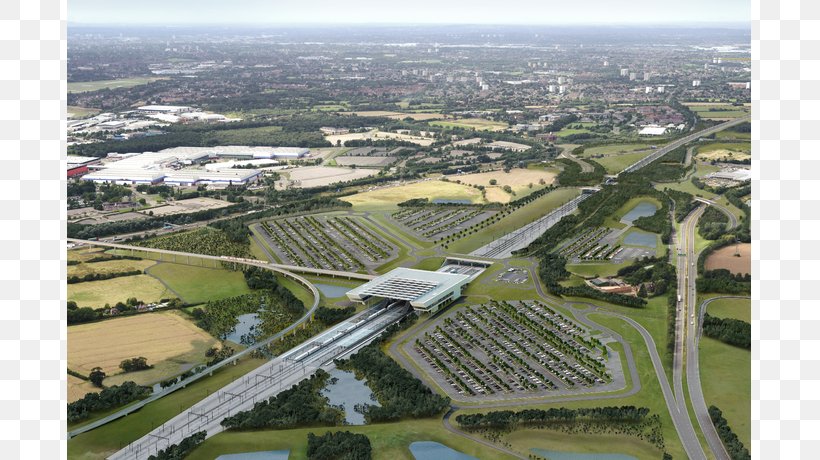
(456, 406), (652, 430)
(67, 269), (143, 284)
(67, 381), (150, 422)
(697, 269), (751, 294)
(703, 313), (751, 349)
(313, 306), (355, 326)
(709, 406), (751, 460)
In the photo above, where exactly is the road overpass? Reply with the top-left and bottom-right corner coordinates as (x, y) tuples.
(67, 239), (376, 281)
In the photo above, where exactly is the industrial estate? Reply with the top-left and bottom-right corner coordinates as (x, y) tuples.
(66, 19), (751, 460)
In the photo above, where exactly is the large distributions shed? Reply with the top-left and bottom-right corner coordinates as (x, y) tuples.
(346, 265), (483, 314)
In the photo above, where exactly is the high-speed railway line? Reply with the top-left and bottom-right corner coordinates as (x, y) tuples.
(108, 300), (410, 460)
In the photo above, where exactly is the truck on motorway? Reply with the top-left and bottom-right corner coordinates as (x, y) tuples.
(677, 294), (682, 303)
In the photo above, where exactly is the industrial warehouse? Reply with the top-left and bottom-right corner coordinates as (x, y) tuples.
(346, 259), (491, 314)
(78, 145), (310, 187)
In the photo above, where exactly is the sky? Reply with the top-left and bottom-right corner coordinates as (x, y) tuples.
(69, 0), (750, 26)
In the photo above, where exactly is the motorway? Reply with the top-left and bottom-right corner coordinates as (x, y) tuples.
(618, 116), (751, 176)
(108, 302), (410, 460)
(695, 197), (739, 230)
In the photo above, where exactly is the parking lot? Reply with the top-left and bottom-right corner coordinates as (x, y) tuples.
(496, 267), (529, 284)
(405, 300), (623, 401)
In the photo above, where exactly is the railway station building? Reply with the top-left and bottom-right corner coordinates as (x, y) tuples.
(346, 261), (489, 314)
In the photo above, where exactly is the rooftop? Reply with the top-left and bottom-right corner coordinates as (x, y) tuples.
(346, 267), (470, 306)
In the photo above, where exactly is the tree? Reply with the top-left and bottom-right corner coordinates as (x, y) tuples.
(638, 284), (648, 298)
(489, 179), (498, 185)
(89, 367), (106, 388)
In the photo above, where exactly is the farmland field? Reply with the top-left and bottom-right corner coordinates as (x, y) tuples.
(68, 311), (218, 387)
(280, 165), (379, 188)
(580, 143), (654, 157)
(325, 129), (436, 146)
(146, 263), (251, 304)
(67, 77), (164, 93)
(429, 118), (508, 131)
(704, 243), (751, 275)
(452, 169), (557, 197)
(68, 375), (100, 404)
(341, 180), (485, 210)
(68, 274), (172, 308)
(68, 259), (156, 278)
(341, 110), (444, 121)
(67, 105), (101, 118)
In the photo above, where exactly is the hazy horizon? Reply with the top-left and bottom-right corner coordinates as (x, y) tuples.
(70, 0), (750, 26)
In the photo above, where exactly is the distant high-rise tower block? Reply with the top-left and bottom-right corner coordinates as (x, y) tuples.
(629, 72), (636, 81)
(557, 76), (565, 84)
(692, 80), (701, 87)
(643, 72), (650, 81)
(558, 85), (566, 94)
(657, 86), (665, 93)
(620, 68), (629, 77)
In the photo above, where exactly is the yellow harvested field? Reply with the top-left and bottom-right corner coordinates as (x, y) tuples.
(68, 375), (99, 403)
(455, 169), (556, 189)
(68, 259), (156, 278)
(484, 187), (512, 203)
(341, 111), (444, 121)
(68, 274), (173, 308)
(695, 149), (751, 162)
(68, 311), (218, 381)
(325, 129), (435, 146)
(341, 179), (484, 209)
(705, 243), (751, 275)
(68, 247), (110, 262)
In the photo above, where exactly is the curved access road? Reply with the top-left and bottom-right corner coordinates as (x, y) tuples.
(526, 263), (706, 460)
(68, 240), (326, 438)
(558, 145), (595, 173)
(67, 238), (375, 281)
(694, 197), (739, 230)
(686, 288), (751, 460)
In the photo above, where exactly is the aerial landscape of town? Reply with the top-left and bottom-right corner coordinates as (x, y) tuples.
(65, 7), (752, 460)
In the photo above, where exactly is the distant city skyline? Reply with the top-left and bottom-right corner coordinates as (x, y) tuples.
(70, 0), (750, 26)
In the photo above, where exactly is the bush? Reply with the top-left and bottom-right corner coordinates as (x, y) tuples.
(307, 431), (372, 460)
(119, 356), (152, 373)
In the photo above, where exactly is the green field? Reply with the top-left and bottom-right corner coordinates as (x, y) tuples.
(705, 297), (751, 323)
(430, 118), (508, 131)
(697, 142), (751, 154)
(697, 111), (749, 120)
(566, 261), (632, 278)
(581, 143), (654, 157)
(411, 257), (446, 271)
(68, 259), (156, 278)
(699, 337), (751, 449)
(68, 356), (267, 459)
(186, 418), (514, 460)
(68, 105), (101, 118)
(506, 429), (662, 459)
(68, 274), (174, 308)
(593, 151), (653, 174)
(67, 77), (164, 93)
(556, 127), (594, 137)
(146, 263), (252, 304)
(714, 130), (751, 140)
(446, 187), (582, 254)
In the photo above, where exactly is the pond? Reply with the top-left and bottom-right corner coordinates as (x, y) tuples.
(620, 201), (658, 224)
(322, 368), (380, 425)
(531, 448), (637, 460)
(623, 229), (657, 248)
(215, 451), (289, 460)
(314, 283), (353, 298)
(223, 312), (262, 345)
(409, 441), (478, 460)
(432, 199), (471, 205)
